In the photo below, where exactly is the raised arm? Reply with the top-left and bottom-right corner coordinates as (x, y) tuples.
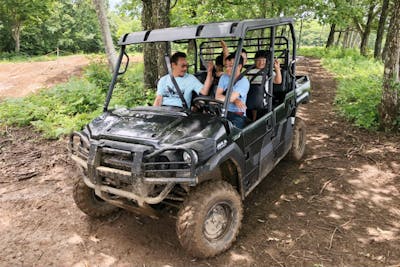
(199, 61), (214, 95)
(273, 59), (282, 84)
(220, 40), (229, 61)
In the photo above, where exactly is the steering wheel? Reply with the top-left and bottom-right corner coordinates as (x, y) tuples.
(192, 96), (224, 116)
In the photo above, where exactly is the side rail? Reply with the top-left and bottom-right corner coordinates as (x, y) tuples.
(199, 36), (289, 68)
(295, 75), (311, 104)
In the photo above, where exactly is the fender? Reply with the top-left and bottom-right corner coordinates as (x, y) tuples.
(196, 142), (245, 194)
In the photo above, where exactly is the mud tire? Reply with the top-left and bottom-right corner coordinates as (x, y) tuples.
(288, 117), (307, 161)
(176, 180), (243, 258)
(73, 178), (119, 217)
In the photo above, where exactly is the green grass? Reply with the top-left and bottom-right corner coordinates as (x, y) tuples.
(0, 60), (154, 139)
(299, 47), (383, 130)
(0, 52), (66, 63)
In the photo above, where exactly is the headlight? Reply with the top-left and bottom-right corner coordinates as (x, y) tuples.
(183, 150), (198, 164)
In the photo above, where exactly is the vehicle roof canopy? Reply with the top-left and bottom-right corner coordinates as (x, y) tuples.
(118, 17), (294, 45)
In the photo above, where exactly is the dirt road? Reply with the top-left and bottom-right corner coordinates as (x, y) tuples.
(0, 58), (399, 266)
(0, 55), (89, 99)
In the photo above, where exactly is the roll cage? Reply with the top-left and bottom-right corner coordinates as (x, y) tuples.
(103, 18), (297, 119)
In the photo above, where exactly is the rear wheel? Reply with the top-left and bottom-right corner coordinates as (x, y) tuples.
(176, 180), (243, 258)
(288, 117), (306, 161)
(73, 178), (119, 217)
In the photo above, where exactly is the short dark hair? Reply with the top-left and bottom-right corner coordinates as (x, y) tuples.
(171, 52), (186, 64)
(234, 48), (247, 55)
(226, 52), (244, 65)
(215, 55), (223, 67)
(254, 50), (267, 59)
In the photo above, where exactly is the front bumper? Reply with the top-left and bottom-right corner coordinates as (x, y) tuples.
(69, 132), (198, 205)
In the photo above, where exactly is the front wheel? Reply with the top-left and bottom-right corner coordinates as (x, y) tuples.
(288, 117), (307, 161)
(176, 180), (243, 258)
(73, 178), (119, 218)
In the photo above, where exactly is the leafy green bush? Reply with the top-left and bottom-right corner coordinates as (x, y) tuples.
(298, 47), (383, 130)
(0, 78), (104, 138)
(0, 60), (153, 139)
(109, 63), (155, 108)
(84, 59), (112, 93)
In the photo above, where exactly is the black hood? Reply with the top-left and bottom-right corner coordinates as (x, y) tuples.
(87, 107), (227, 147)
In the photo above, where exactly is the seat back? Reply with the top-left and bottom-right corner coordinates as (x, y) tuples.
(272, 69), (288, 105)
(246, 83), (264, 110)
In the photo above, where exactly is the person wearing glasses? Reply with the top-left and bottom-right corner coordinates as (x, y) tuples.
(215, 53), (250, 129)
(153, 51), (213, 108)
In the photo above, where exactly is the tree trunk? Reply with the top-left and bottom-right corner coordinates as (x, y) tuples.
(379, 0), (400, 131)
(382, 30), (390, 61)
(142, 0), (170, 89)
(11, 22), (21, 53)
(360, 2), (377, 56)
(298, 17), (304, 49)
(141, 0), (158, 89)
(326, 23), (336, 48)
(374, 0), (390, 59)
(342, 28), (350, 48)
(92, 0), (117, 72)
(155, 0), (170, 79)
(350, 31), (358, 48)
(335, 31), (342, 46)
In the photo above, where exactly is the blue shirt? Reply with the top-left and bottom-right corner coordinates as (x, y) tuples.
(217, 74), (250, 113)
(157, 73), (203, 107)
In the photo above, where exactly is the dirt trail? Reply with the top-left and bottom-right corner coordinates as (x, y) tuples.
(0, 55), (89, 99)
(0, 58), (399, 266)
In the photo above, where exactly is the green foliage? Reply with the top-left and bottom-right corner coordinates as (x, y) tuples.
(0, 0), (106, 55)
(0, 78), (104, 138)
(109, 62), (156, 108)
(0, 0), (54, 52)
(299, 47), (383, 130)
(20, 0), (103, 55)
(0, 52), (65, 62)
(84, 59), (112, 93)
(0, 59), (151, 139)
(296, 19), (329, 47)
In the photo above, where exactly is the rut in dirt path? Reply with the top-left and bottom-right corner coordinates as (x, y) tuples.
(0, 58), (399, 267)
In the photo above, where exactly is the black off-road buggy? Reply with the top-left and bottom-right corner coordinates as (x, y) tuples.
(69, 18), (310, 258)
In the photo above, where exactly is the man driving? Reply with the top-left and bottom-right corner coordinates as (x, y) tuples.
(153, 52), (213, 108)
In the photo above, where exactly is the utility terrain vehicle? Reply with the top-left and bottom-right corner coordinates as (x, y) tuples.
(69, 18), (310, 258)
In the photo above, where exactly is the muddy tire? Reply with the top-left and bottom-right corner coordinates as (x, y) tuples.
(176, 180), (243, 258)
(73, 178), (119, 217)
(288, 117), (306, 161)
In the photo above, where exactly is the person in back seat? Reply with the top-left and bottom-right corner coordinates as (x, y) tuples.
(247, 50), (282, 120)
(215, 53), (249, 129)
(153, 52), (213, 108)
(221, 40), (248, 65)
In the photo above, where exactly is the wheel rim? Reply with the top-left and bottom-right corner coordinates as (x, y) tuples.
(203, 202), (233, 241)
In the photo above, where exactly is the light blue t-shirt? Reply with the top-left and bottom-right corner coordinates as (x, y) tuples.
(157, 73), (203, 107)
(217, 74), (250, 113)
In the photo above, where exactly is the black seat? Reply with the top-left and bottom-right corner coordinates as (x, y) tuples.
(246, 84), (264, 110)
(272, 69), (287, 105)
(194, 71), (207, 83)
